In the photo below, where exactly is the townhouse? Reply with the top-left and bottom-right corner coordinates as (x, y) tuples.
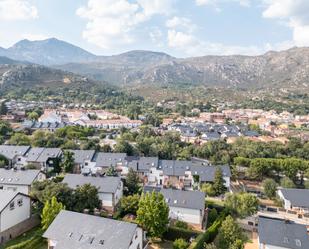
(67, 149), (96, 173)
(0, 145), (30, 167)
(258, 216), (309, 249)
(0, 192), (32, 244)
(62, 174), (123, 211)
(0, 168), (45, 194)
(161, 188), (206, 229)
(43, 210), (143, 249)
(277, 188), (309, 214)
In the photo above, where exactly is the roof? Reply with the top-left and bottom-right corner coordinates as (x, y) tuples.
(0, 145), (30, 160)
(279, 188), (309, 208)
(43, 210), (138, 249)
(143, 185), (162, 193)
(63, 174), (122, 194)
(0, 169), (41, 185)
(35, 148), (62, 162)
(68, 150), (96, 164)
(25, 147), (45, 162)
(190, 165), (231, 182)
(258, 216), (309, 249)
(94, 153), (126, 167)
(159, 160), (191, 176)
(161, 189), (205, 210)
(0, 191), (29, 212)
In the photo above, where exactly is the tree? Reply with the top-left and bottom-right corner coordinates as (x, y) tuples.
(27, 111), (39, 121)
(8, 133), (31, 145)
(125, 168), (140, 195)
(280, 177), (296, 188)
(120, 194), (140, 215)
(201, 183), (216, 197)
(106, 166), (118, 176)
(0, 101), (8, 115)
(114, 139), (135, 156)
(136, 192), (169, 238)
(262, 179), (277, 199)
(207, 208), (218, 226)
(41, 196), (64, 230)
(61, 151), (75, 173)
(173, 238), (189, 249)
(217, 215), (247, 249)
(204, 243), (218, 249)
(73, 184), (101, 212)
(212, 168), (226, 196)
(225, 193), (259, 218)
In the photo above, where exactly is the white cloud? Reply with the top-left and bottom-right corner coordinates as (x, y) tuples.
(0, 0), (38, 21)
(149, 27), (164, 47)
(166, 16), (197, 33)
(262, 0), (309, 46)
(196, 0), (251, 8)
(77, 0), (175, 49)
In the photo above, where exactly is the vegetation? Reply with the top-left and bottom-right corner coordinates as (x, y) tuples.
(173, 238), (189, 249)
(124, 168), (141, 195)
(119, 194), (140, 215)
(262, 179), (277, 199)
(41, 197), (64, 230)
(225, 193), (259, 218)
(61, 151), (75, 173)
(212, 168), (226, 196)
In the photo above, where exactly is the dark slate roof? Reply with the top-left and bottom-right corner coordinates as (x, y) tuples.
(258, 216), (309, 249)
(190, 165), (231, 182)
(161, 189), (205, 210)
(63, 174), (122, 194)
(94, 152), (126, 167)
(159, 160), (191, 176)
(35, 148), (62, 162)
(68, 150), (96, 164)
(0, 169), (41, 185)
(279, 188), (309, 208)
(43, 210), (138, 249)
(0, 145), (30, 160)
(25, 147), (45, 162)
(143, 185), (162, 193)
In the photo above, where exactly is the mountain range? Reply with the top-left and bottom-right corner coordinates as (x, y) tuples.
(1, 38), (309, 92)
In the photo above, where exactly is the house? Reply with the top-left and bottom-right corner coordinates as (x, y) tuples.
(43, 210), (143, 249)
(93, 152), (127, 173)
(0, 192), (31, 244)
(277, 188), (309, 214)
(62, 174), (123, 211)
(161, 189), (206, 229)
(67, 150), (96, 173)
(258, 216), (309, 249)
(25, 147), (62, 171)
(0, 145), (30, 167)
(0, 168), (45, 194)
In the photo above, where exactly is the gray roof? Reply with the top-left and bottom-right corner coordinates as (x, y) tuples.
(25, 147), (45, 162)
(258, 216), (309, 249)
(68, 150), (96, 164)
(143, 185), (162, 193)
(0, 191), (29, 212)
(94, 153), (126, 167)
(0, 169), (41, 185)
(190, 165), (231, 182)
(0, 145), (30, 160)
(279, 188), (309, 208)
(63, 174), (122, 194)
(159, 160), (191, 176)
(35, 148), (62, 162)
(43, 210), (138, 249)
(161, 189), (205, 210)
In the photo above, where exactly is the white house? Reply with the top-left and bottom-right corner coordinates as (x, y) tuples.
(0, 169), (45, 195)
(0, 192), (31, 240)
(277, 188), (309, 214)
(43, 210), (143, 249)
(62, 174), (123, 212)
(258, 216), (309, 249)
(161, 188), (206, 229)
(0, 145), (30, 167)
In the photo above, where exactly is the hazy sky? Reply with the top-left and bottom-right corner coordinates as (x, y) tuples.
(0, 0), (308, 57)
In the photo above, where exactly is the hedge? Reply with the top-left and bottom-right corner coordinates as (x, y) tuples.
(163, 226), (201, 241)
(188, 210), (228, 249)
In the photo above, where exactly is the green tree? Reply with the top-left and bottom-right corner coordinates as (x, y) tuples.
(120, 194), (140, 215)
(212, 168), (226, 196)
(27, 111), (39, 121)
(217, 215), (247, 249)
(280, 177), (296, 188)
(8, 133), (31, 145)
(262, 179), (277, 199)
(125, 168), (140, 195)
(136, 192), (169, 238)
(106, 166), (118, 176)
(207, 208), (218, 226)
(0, 101), (8, 115)
(204, 243), (218, 249)
(201, 183), (216, 197)
(173, 238), (189, 249)
(61, 151), (75, 173)
(114, 139), (135, 156)
(73, 184), (101, 212)
(225, 193), (259, 218)
(41, 196), (64, 230)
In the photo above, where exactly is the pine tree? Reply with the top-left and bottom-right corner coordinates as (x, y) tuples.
(212, 167), (226, 196)
(61, 151), (75, 173)
(136, 192), (169, 238)
(41, 196), (64, 230)
(125, 168), (140, 195)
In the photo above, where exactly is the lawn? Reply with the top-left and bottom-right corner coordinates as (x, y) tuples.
(0, 226), (47, 249)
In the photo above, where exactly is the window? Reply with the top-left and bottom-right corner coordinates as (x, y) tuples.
(9, 201), (15, 210)
(0, 186), (3, 190)
(17, 198), (23, 207)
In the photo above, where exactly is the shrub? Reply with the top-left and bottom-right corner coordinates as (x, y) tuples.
(175, 220), (189, 230)
(163, 226), (200, 241)
(173, 238), (189, 249)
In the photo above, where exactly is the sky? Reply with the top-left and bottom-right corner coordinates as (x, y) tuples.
(0, 0), (309, 57)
